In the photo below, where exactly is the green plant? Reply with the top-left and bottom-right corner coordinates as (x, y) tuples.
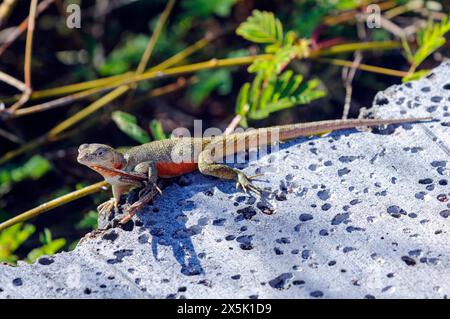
(235, 10), (325, 126)
(99, 34), (150, 76)
(26, 228), (66, 263)
(75, 210), (98, 230)
(0, 155), (51, 192)
(181, 0), (237, 18)
(403, 15), (450, 81)
(150, 119), (169, 140)
(0, 223), (35, 264)
(112, 111), (151, 144)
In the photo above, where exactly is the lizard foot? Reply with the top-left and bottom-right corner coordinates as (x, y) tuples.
(97, 198), (117, 216)
(236, 171), (263, 196)
(120, 181), (164, 225)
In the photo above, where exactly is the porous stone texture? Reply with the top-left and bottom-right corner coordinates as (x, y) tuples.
(1, 62), (450, 299)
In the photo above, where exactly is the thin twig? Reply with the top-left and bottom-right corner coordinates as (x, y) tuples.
(0, 0), (17, 27)
(341, 19), (366, 120)
(224, 115), (242, 135)
(0, 0), (54, 57)
(2, 40), (399, 105)
(0, 127), (23, 144)
(136, 0), (176, 75)
(314, 58), (409, 77)
(0, 70), (27, 92)
(0, 182), (109, 232)
(124, 0), (176, 106)
(8, 0), (38, 112)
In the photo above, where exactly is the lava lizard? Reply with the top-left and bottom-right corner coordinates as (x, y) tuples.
(77, 117), (430, 224)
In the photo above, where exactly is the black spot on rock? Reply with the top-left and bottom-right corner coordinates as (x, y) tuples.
(102, 231), (118, 242)
(375, 96), (389, 105)
(317, 189), (330, 201)
(275, 237), (291, 244)
(268, 273), (293, 289)
(319, 229), (329, 236)
(275, 192), (287, 201)
(338, 155), (358, 163)
(236, 206), (257, 221)
(231, 275), (241, 280)
(431, 161), (446, 167)
(236, 235), (254, 250)
(338, 168), (351, 176)
(443, 83), (450, 90)
(107, 249), (133, 264)
(439, 210), (450, 218)
(430, 96), (443, 103)
(387, 205), (407, 218)
(274, 247), (283, 255)
(256, 201), (275, 215)
(84, 288), (91, 295)
(418, 178), (433, 184)
(120, 220), (134, 232)
(299, 213), (313, 222)
(310, 290), (324, 298)
(212, 218), (226, 226)
(12, 278), (23, 286)
(331, 213), (349, 225)
(401, 256), (416, 266)
(38, 257), (54, 265)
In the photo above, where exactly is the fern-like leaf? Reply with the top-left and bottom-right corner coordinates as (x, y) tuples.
(236, 10), (283, 45)
(414, 15), (450, 67)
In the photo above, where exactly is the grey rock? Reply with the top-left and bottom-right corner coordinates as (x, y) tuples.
(1, 62), (450, 299)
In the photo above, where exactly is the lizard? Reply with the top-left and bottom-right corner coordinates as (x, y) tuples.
(77, 117), (431, 223)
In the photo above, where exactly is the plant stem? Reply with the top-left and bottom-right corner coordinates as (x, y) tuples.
(136, 0), (176, 74)
(315, 57), (409, 77)
(0, 182), (109, 232)
(8, 0), (37, 112)
(310, 41), (401, 57)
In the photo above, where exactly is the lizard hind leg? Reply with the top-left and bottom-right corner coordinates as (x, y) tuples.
(198, 149), (263, 196)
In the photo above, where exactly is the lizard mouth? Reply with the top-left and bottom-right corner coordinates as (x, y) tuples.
(89, 165), (147, 182)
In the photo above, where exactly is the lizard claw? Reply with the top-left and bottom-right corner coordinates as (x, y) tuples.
(236, 172), (262, 196)
(97, 198), (116, 216)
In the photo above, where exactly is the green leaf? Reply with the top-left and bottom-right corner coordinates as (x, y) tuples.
(0, 155), (51, 190)
(75, 210), (98, 230)
(150, 120), (168, 141)
(189, 69), (232, 106)
(236, 10), (283, 45)
(412, 15), (450, 67)
(181, 0), (237, 18)
(0, 223), (36, 264)
(99, 34), (150, 76)
(234, 11), (325, 123)
(112, 111), (151, 144)
(402, 69), (431, 83)
(27, 228), (66, 263)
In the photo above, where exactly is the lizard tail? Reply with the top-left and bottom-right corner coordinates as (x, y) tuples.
(275, 117), (432, 141)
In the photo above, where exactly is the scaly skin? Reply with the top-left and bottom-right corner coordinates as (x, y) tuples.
(77, 117), (431, 220)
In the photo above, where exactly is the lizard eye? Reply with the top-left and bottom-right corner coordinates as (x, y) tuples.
(97, 151), (104, 156)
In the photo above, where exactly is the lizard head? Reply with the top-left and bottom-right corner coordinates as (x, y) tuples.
(77, 143), (126, 170)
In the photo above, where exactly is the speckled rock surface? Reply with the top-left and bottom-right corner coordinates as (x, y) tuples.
(1, 62), (449, 299)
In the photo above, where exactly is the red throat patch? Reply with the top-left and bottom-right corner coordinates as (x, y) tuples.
(113, 162), (124, 169)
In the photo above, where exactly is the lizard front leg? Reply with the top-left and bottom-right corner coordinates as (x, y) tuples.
(198, 143), (262, 195)
(98, 184), (131, 216)
(119, 161), (160, 223)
